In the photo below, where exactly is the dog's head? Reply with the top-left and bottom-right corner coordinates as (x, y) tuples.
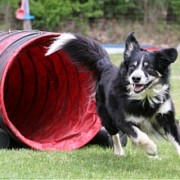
(123, 32), (178, 100)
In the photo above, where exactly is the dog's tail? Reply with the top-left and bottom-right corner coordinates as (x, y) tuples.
(45, 33), (111, 78)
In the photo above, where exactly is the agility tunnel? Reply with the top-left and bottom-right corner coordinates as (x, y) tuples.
(0, 30), (101, 151)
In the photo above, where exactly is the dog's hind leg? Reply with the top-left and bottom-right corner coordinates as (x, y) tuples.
(167, 120), (180, 156)
(166, 120), (180, 156)
(112, 133), (125, 156)
(156, 112), (180, 156)
(167, 133), (180, 156)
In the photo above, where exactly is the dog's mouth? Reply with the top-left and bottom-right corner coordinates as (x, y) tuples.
(133, 81), (153, 93)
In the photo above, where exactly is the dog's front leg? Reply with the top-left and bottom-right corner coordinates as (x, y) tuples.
(112, 133), (125, 156)
(130, 126), (158, 157)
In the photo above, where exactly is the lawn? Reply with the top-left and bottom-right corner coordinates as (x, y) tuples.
(0, 53), (180, 179)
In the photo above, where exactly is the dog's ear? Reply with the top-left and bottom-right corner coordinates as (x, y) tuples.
(155, 48), (178, 73)
(124, 32), (140, 59)
(158, 48), (178, 63)
(156, 48), (178, 64)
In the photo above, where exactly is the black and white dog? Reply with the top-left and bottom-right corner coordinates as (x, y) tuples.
(46, 32), (180, 158)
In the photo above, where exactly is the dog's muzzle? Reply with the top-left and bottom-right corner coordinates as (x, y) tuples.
(133, 81), (153, 93)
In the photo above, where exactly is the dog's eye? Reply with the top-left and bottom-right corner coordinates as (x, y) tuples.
(129, 64), (136, 70)
(145, 65), (153, 71)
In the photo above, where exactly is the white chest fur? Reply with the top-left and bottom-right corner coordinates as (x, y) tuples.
(125, 98), (172, 135)
(128, 83), (169, 107)
(157, 98), (172, 114)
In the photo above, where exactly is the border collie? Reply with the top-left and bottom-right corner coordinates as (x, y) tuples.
(46, 32), (180, 158)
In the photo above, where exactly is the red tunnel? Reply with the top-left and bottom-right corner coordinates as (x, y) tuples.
(0, 30), (101, 151)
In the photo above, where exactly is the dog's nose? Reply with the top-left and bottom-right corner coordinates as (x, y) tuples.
(132, 76), (141, 83)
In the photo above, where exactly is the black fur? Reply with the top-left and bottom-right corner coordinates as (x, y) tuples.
(47, 32), (180, 157)
(88, 128), (127, 147)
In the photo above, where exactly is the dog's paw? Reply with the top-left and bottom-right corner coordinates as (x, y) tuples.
(148, 155), (162, 161)
(131, 126), (158, 156)
(114, 148), (126, 157)
(145, 141), (158, 156)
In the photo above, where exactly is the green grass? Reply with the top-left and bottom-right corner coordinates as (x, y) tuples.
(0, 54), (180, 179)
(0, 142), (180, 179)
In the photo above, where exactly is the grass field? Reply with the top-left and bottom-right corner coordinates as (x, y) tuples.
(0, 53), (180, 179)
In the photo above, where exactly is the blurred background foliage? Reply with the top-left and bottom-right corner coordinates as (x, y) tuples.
(0, 0), (179, 45)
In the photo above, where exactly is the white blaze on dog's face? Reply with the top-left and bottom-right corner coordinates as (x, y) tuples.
(123, 32), (178, 99)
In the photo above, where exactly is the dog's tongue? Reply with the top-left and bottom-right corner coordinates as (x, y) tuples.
(134, 84), (144, 93)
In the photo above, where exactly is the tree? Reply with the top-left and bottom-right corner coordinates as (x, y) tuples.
(134, 0), (168, 26)
(166, 0), (180, 23)
(30, 0), (103, 31)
